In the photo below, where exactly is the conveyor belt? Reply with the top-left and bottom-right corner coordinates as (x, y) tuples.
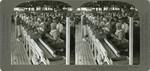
(41, 37), (65, 51)
(107, 36), (129, 51)
(37, 38), (66, 63)
(34, 39), (53, 59)
(113, 42), (129, 51)
(99, 39), (117, 59)
(104, 39), (120, 57)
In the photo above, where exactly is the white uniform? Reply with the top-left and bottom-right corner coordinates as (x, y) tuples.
(122, 23), (129, 33)
(56, 23), (63, 33)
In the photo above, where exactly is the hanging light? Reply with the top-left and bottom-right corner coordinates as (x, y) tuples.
(148, 0), (150, 3)
(77, 8), (81, 11)
(130, 6), (134, 10)
(135, 8), (138, 11)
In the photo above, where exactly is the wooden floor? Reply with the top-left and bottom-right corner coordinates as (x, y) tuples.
(11, 24), (31, 65)
(75, 24), (97, 65)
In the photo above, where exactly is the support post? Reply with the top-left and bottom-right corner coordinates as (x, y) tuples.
(14, 15), (17, 38)
(66, 17), (70, 65)
(129, 17), (133, 65)
(81, 15), (83, 38)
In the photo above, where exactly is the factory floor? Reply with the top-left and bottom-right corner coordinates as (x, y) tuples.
(10, 22), (139, 65)
(11, 23), (31, 65)
(75, 24), (97, 65)
(75, 24), (139, 65)
(11, 23), (67, 65)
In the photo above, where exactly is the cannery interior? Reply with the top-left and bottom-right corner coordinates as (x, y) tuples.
(11, 1), (74, 65)
(75, 1), (140, 65)
(11, 1), (140, 65)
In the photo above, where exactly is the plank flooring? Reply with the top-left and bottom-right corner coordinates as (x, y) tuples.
(11, 24), (31, 65)
(75, 24), (97, 65)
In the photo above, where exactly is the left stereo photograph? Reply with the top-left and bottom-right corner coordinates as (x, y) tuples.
(11, 1), (75, 65)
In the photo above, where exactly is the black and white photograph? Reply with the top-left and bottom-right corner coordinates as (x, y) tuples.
(11, 1), (140, 65)
(74, 1), (140, 65)
(11, 1), (75, 65)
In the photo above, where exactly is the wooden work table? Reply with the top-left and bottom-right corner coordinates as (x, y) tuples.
(20, 21), (65, 65)
(75, 22), (129, 65)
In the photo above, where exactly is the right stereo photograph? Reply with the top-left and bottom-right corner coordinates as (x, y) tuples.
(75, 1), (140, 65)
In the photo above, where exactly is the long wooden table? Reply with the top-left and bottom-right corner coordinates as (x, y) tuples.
(86, 25), (128, 65)
(21, 26), (51, 65)
(21, 24), (67, 65)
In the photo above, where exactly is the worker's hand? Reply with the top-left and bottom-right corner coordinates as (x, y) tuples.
(56, 39), (64, 43)
(110, 34), (115, 37)
(45, 33), (49, 37)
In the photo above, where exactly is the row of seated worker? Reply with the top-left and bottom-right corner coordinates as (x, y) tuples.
(14, 12), (68, 55)
(80, 11), (140, 55)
